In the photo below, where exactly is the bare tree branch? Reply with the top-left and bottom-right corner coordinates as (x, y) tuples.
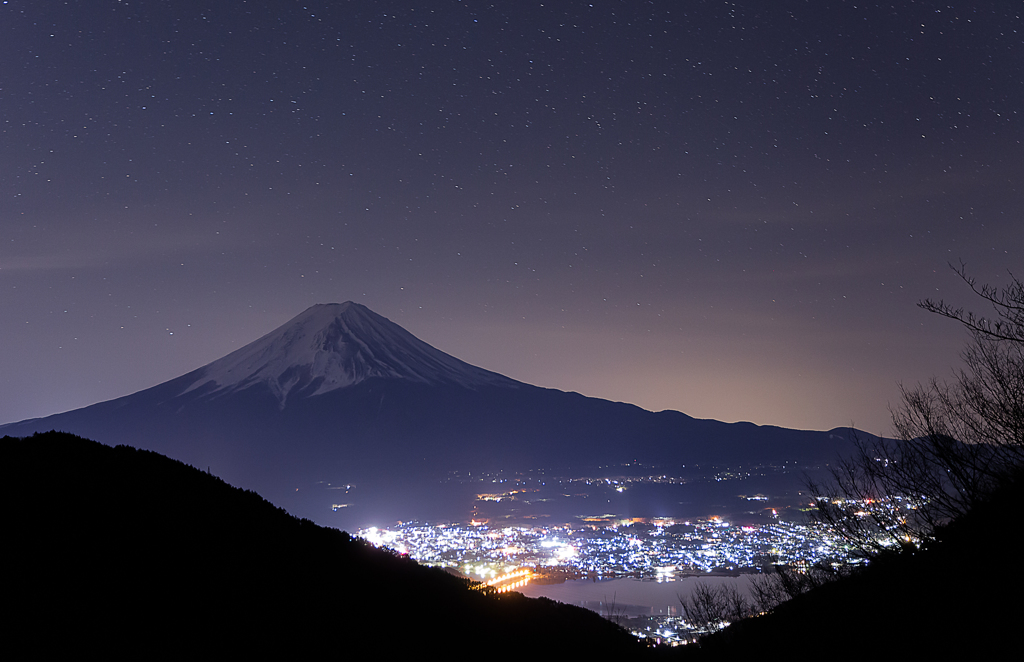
(679, 582), (754, 637)
(918, 262), (1024, 343)
(812, 265), (1024, 556)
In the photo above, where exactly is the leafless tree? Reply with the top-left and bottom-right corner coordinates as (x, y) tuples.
(811, 264), (1024, 556)
(749, 563), (848, 613)
(679, 582), (753, 635)
(602, 592), (628, 626)
(748, 571), (791, 614)
(919, 262), (1024, 343)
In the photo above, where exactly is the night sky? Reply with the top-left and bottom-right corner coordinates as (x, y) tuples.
(2, 1), (1021, 434)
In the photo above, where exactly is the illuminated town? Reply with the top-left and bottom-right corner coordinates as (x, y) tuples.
(354, 462), (930, 644)
(358, 510), (863, 643)
(360, 515), (852, 582)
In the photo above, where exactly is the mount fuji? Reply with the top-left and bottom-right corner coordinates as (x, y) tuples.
(178, 303), (519, 405)
(2, 302), (854, 528)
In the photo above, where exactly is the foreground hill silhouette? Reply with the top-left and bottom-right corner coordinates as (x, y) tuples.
(678, 473), (1024, 659)
(0, 302), (856, 529)
(5, 431), (645, 658)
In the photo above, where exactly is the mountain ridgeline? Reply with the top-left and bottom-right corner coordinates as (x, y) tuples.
(1, 302), (854, 528)
(5, 431), (646, 657)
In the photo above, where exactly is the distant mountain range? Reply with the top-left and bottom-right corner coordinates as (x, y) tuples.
(1, 302), (857, 528)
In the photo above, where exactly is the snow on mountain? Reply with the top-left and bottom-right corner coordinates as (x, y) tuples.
(181, 302), (519, 405)
(0, 300), (859, 530)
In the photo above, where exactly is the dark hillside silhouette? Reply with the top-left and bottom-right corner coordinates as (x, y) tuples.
(676, 470), (1024, 659)
(0, 303), (856, 529)
(4, 431), (644, 658)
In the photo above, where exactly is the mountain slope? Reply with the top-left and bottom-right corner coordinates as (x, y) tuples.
(679, 470), (1024, 659)
(179, 302), (519, 405)
(1, 303), (855, 528)
(5, 431), (646, 658)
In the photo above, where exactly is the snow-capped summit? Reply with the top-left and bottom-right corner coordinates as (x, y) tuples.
(181, 302), (519, 404)
(0, 300), (856, 531)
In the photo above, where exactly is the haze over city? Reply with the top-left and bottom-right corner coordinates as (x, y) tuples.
(2, 1), (1021, 433)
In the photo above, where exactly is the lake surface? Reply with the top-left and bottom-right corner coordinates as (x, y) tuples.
(517, 574), (755, 618)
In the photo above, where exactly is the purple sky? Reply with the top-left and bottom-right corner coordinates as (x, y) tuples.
(2, 1), (1021, 434)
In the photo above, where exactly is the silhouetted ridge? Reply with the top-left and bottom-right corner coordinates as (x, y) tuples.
(4, 432), (645, 657)
(679, 472), (1024, 659)
(0, 304), (857, 530)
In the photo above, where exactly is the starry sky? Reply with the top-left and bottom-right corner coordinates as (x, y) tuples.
(2, 1), (1021, 434)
